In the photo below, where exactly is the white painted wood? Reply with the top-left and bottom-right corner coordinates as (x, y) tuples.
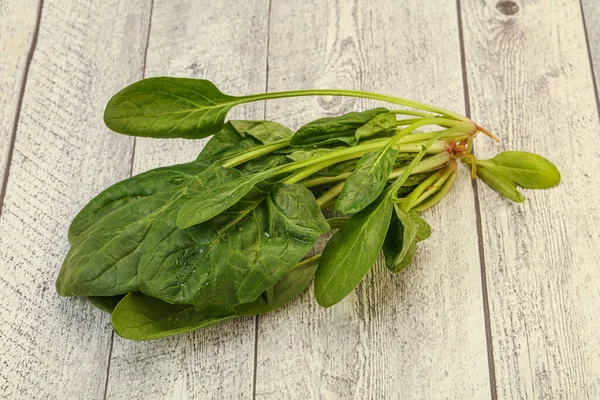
(105, 1), (270, 399)
(461, 0), (600, 398)
(254, 1), (491, 398)
(0, 0), (40, 197)
(0, 0), (150, 398)
(582, 0), (600, 94)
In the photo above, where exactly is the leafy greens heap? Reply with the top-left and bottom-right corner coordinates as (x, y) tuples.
(56, 77), (560, 340)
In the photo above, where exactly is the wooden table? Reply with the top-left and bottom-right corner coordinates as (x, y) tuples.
(1, 0), (599, 398)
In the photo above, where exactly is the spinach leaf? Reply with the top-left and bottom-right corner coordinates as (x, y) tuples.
(335, 147), (398, 214)
(104, 77), (239, 139)
(56, 161), (241, 297)
(290, 108), (389, 147)
(314, 191), (393, 307)
(355, 112), (397, 140)
(112, 256), (319, 340)
(237, 154), (290, 175)
(176, 168), (277, 229)
(198, 122), (261, 161)
(88, 295), (125, 313)
(140, 183), (329, 315)
(477, 151), (560, 189)
(229, 120), (294, 143)
(476, 164), (525, 203)
(383, 208), (431, 272)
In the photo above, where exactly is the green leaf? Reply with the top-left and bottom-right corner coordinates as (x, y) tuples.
(237, 154), (291, 175)
(112, 256), (319, 340)
(197, 122), (258, 161)
(229, 120), (294, 143)
(479, 151), (560, 189)
(355, 112), (397, 140)
(383, 208), (431, 272)
(140, 183), (329, 315)
(335, 146), (398, 214)
(290, 108), (389, 147)
(314, 191), (394, 307)
(176, 169), (277, 229)
(88, 295), (124, 313)
(104, 77), (240, 139)
(56, 161), (241, 297)
(476, 164), (525, 203)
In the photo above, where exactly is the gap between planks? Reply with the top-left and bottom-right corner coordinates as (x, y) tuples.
(0, 0), (44, 216)
(101, 0), (155, 398)
(456, 0), (498, 399)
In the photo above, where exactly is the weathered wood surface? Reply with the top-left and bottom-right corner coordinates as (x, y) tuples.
(1, 0), (599, 398)
(0, 0), (41, 201)
(254, 1), (490, 398)
(0, 0), (151, 398)
(462, 0), (600, 398)
(582, 0), (600, 102)
(105, 1), (270, 399)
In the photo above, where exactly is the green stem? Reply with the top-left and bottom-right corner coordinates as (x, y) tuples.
(302, 151), (451, 188)
(240, 89), (470, 123)
(221, 138), (290, 168)
(327, 217), (350, 230)
(388, 125), (472, 194)
(390, 110), (438, 118)
(401, 161), (457, 211)
(317, 181), (345, 208)
(400, 171), (443, 212)
(297, 253), (322, 267)
(413, 171), (458, 212)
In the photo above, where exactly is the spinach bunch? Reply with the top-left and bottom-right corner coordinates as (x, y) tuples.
(57, 77), (560, 340)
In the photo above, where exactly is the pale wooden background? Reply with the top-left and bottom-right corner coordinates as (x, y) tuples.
(1, 0), (599, 399)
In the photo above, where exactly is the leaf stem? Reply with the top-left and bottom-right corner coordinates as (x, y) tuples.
(302, 152), (451, 188)
(240, 89), (470, 123)
(413, 171), (458, 212)
(326, 217), (350, 230)
(221, 138), (291, 168)
(317, 181), (345, 208)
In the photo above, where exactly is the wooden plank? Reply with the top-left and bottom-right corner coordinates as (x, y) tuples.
(460, 0), (600, 397)
(0, 0), (151, 398)
(104, 1), (270, 399)
(0, 0), (41, 202)
(254, 1), (491, 398)
(581, 0), (600, 104)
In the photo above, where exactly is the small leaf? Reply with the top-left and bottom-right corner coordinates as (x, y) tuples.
(197, 122), (258, 161)
(335, 146), (398, 214)
(104, 77), (239, 139)
(481, 151), (560, 189)
(176, 169), (276, 229)
(355, 112), (397, 140)
(383, 209), (430, 272)
(291, 108), (389, 147)
(476, 164), (525, 203)
(314, 191), (394, 307)
(229, 120), (294, 143)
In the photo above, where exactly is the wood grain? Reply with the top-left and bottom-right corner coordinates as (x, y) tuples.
(104, 1), (270, 399)
(461, 0), (600, 397)
(254, 1), (491, 398)
(0, 0), (41, 203)
(0, 0), (151, 398)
